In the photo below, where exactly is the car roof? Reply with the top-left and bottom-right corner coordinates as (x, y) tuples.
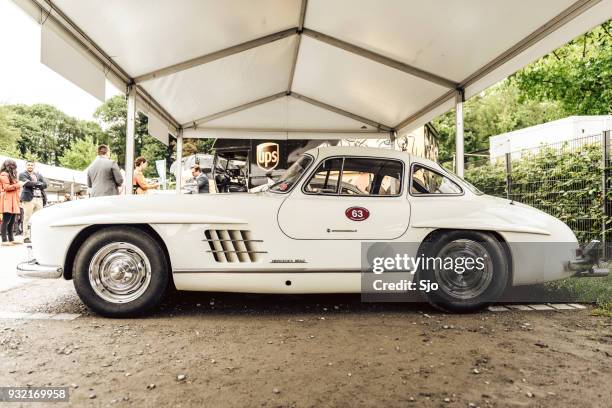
(308, 146), (442, 170)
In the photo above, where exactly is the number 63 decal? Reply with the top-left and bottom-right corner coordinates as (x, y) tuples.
(345, 207), (370, 221)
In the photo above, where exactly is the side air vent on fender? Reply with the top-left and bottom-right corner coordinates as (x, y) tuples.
(204, 229), (266, 263)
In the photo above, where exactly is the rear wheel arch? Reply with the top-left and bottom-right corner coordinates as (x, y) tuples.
(63, 224), (172, 282)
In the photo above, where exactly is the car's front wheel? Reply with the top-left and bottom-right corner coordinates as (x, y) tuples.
(416, 230), (509, 313)
(73, 226), (169, 317)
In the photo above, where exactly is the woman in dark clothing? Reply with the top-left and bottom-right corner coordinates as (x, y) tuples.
(0, 159), (22, 246)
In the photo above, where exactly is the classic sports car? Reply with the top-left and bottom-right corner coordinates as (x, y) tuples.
(17, 146), (597, 316)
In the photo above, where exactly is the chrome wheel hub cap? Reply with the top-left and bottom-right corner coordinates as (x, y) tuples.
(89, 242), (151, 304)
(434, 239), (494, 300)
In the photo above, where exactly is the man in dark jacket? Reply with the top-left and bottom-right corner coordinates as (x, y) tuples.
(191, 165), (209, 193)
(19, 161), (47, 243)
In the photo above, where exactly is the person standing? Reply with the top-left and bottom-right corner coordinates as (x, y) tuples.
(190, 164), (209, 194)
(87, 145), (124, 197)
(19, 161), (47, 244)
(132, 157), (159, 195)
(0, 159), (22, 246)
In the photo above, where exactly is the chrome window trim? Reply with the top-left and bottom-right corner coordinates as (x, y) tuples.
(409, 163), (464, 197)
(301, 155), (405, 198)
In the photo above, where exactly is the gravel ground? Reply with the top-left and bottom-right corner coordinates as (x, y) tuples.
(0, 280), (611, 408)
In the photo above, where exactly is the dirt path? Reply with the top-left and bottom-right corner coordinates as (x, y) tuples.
(0, 290), (610, 407)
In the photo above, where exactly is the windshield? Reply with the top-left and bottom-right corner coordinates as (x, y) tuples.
(269, 154), (314, 193)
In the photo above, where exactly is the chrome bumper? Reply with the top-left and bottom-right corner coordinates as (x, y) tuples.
(565, 240), (609, 277)
(16, 261), (63, 279)
(565, 257), (609, 277)
(570, 265), (609, 277)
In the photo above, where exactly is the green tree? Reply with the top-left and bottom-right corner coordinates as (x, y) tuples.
(0, 106), (20, 157)
(433, 81), (563, 161)
(140, 133), (171, 178)
(94, 95), (172, 178)
(513, 21), (612, 115)
(59, 136), (97, 170)
(3, 103), (104, 165)
(183, 138), (214, 156)
(93, 95), (131, 165)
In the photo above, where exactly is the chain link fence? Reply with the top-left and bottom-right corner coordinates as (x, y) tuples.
(464, 130), (612, 258)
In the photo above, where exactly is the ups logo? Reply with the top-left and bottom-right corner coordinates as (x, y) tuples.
(256, 142), (280, 171)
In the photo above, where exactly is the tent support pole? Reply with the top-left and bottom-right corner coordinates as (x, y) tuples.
(175, 130), (183, 193)
(287, 0), (308, 92)
(125, 85), (137, 195)
(455, 89), (465, 178)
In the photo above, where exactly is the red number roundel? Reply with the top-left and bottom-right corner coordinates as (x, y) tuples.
(345, 207), (370, 221)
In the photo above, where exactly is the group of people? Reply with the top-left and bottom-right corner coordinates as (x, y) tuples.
(1, 144), (208, 246)
(87, 144), (209, 196)
(86, 144), (160, 197)
(0, 159), (47, 246)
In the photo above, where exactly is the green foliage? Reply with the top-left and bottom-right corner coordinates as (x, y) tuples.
(434, 81), (564, 162)
(94, 95), (173, 179)
(512, 21), (612, 116)
(94, 95), (132, 166)
(0, 106), (20, 157)
(435, 22), (610, 162)
(140, 133), (170, 179)
(465, 142), (605, 244)
(58, 136), (98, 170)
(183, 138), (214, 156)
(4, 104), (104, 166)
(0, 96), (178, 177)
(466, 142), (612, 313)
(549, 272), (612, 316)
(464, 160), (506, 197)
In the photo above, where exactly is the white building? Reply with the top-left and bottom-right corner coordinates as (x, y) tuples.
(489, 115), (612, 162)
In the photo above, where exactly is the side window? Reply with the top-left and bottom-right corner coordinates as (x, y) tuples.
(340, 158), (402, 196)
(304, 158), (342, 194)
(411, 165), (462, 195)
(304, 157), (403, 196)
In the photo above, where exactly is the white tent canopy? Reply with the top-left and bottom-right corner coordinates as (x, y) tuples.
(11, 0), (612, 188)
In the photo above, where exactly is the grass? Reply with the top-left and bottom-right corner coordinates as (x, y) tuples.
(547, 271), (612, 317)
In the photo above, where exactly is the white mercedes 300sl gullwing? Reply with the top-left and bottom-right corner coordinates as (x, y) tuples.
(18, 146), (596, 316)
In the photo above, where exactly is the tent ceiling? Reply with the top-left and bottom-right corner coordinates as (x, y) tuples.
(304, 0), (580, 82)
(291, 35), (449, 127)
(15, 0), (612, 137)
(201, 96), (378, 132)
(143, 35), (297, 125)
(53, 0), (301, 77)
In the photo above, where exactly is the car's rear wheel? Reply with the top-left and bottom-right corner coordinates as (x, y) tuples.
(416, 230), (509, 313)
(73, 226), (168, 317)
